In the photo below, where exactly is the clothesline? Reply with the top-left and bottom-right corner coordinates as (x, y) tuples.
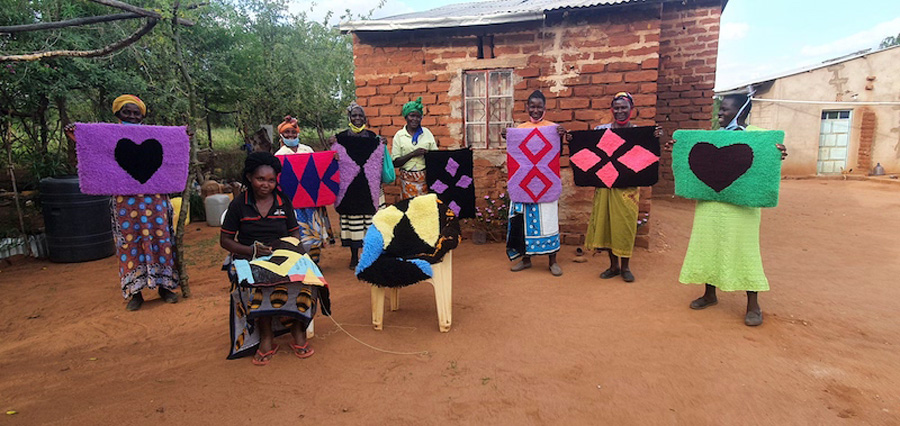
(751, 97), (900, 106)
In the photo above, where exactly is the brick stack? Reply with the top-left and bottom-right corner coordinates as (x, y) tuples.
(857, 108), (876, 172)
(351, 1), (724, 246)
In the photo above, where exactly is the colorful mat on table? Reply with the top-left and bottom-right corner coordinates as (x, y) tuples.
(425, 149), (476, 219)
(506, 126), (561, 203)
(276, 151), (340, 208)
(331, 134), (383, 215)
(74, 123), (189, 195)
(228, 237), (331, 359)
(672, 130), (783, 208)
(356, 194), (459, 288)
(569, 127), (659, 188)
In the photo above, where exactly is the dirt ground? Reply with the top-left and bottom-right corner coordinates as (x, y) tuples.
(1, 179), (898, 425)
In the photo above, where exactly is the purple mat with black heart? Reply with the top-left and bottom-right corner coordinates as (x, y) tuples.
(74, 123), (189, 195)
(424, 149), (475, 219)
(569, 126), (659, 188)
(672, 129), (784, 208)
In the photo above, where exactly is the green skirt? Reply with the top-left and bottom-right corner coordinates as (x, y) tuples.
(679, 201), (769, 292)
(584, 187), (639, 258)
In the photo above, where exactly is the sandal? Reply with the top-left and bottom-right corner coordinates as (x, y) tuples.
(290, 342), (315, 359)
(599, 268), (620, 279)
(689, 297), (718, 310)
(251, 344), (279, 366)
(621, 270), (635, 283)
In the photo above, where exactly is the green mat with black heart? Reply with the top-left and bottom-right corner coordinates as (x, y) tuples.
(672, 130), (784, 208)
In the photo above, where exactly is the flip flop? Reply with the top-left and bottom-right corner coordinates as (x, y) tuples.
(599, 268), (620, 279)
(621, 270), (635, 282)
(251, 344), (279, 366)
(689, 297), (718, 310)
(291, 342), (315, 359)
(744, 310), (763, 327)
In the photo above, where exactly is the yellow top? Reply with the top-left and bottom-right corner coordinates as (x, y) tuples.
(391, 126), (437, 172)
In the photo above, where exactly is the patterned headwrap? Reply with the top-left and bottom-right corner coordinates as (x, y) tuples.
(611, 91), (634, 107)
(401, 97), (424, 117)
(277, 115), (300, 134)
(111, 94), (146, 115)
(347, 101), (365, 115)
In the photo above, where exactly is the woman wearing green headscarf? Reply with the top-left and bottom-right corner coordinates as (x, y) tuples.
(392, 97), (438, 199)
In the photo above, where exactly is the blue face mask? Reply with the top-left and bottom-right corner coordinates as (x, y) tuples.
(282, 138), (300, 147)
(120, 121), (140, 126)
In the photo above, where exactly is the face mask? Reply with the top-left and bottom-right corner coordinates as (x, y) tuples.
(349, 122), (367, 133)
(724, 96), (752, 131)
(282, 138), (299, 147)
(529, 110), (545, 124)
(120, 121), (140, 126)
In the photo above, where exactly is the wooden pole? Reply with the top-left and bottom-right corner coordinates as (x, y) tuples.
(171, 1), (202, 298)
(3, 123), (31, 256)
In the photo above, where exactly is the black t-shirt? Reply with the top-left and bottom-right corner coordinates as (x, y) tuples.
(221, 191), (299, 249)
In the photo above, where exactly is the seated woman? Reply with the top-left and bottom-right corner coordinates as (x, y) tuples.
(220, 152), (319, 365)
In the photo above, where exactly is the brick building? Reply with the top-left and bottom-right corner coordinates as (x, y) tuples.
(340, 0), (725, 247)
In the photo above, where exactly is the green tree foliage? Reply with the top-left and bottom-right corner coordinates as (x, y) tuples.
(1, 0), (355, 183)
(879, 32), (900, 49)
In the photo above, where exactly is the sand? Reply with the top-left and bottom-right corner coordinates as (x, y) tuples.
(1, 179), (898, 425)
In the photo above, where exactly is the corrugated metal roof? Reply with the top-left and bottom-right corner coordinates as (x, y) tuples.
(339, 0), (657, 32)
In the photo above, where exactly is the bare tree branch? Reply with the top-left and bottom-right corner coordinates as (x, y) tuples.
(0, 18), (157, 62)
(0, 13), (142, 33)
(88, 0), (195, 26)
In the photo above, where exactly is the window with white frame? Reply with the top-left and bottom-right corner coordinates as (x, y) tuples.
(464, 69), (513, 149)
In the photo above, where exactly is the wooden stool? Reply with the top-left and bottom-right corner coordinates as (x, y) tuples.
(370, 252), (453, 332)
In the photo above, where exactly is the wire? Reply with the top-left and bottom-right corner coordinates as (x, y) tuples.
(320, 314), (430, 356)
(751, 98), (900, 106)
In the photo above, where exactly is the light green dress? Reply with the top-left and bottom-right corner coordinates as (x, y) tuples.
(678, 199), (769, 292)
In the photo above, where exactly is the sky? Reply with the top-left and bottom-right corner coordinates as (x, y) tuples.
(292, 0), (900, 91)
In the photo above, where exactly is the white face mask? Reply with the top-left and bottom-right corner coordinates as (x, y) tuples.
(724, 96), (752, 131)
(282, 138), (300, 147)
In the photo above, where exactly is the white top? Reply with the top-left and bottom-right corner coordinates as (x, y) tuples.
(274, 144), (315, 155)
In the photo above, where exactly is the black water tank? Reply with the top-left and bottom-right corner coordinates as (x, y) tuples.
(40, 176), (115, 263)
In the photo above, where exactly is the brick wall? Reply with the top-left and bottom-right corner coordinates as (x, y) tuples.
(351, 1), (723, 246)
(655, 1), (722, 195)
(857, 108), (876, 171)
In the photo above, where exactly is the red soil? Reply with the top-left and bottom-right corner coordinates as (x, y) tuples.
(1, 179), (898, 425)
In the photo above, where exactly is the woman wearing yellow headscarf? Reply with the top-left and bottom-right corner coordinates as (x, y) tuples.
(391, 97), (437, 199)
(65, 94), (182, 311)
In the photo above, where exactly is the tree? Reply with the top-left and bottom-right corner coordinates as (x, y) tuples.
(879, 32), (900, 49)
